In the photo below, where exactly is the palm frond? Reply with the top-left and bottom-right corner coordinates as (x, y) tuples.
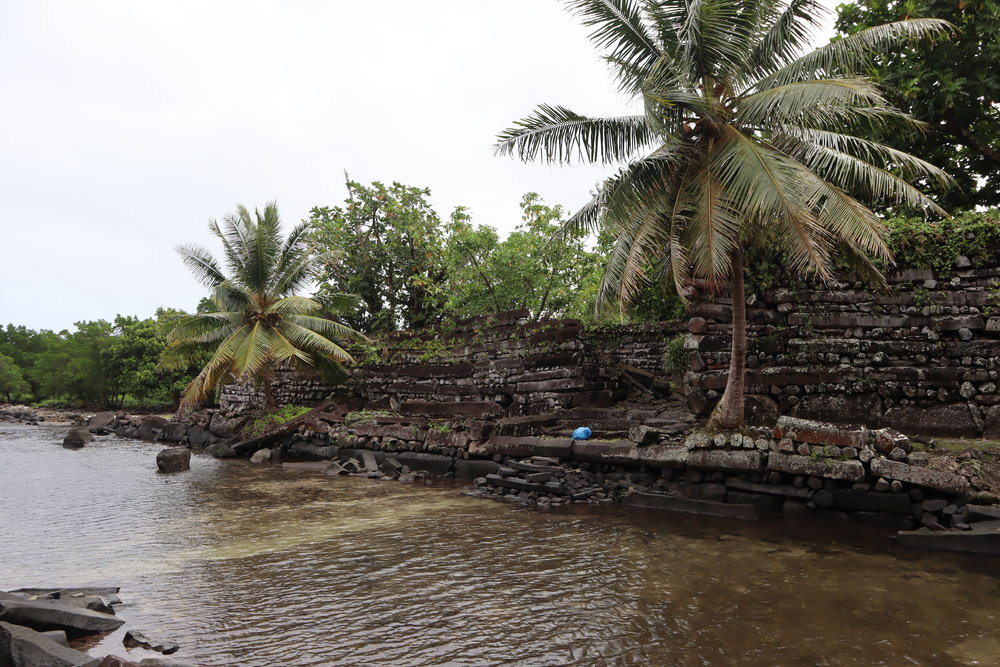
(175, 244), (227, 288)
(567, 0), (662, 78)
(495, 105), (653, 165)
(746, 0), (827, 80)
(754, 18), (953, 90)
(739, 78), (886, 127)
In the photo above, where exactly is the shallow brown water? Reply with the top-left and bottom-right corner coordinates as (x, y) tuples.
(2, 423), (999, 666)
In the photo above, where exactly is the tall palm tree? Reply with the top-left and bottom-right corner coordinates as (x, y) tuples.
(159, 203), (364, 409)
(495, 0), (952, 430)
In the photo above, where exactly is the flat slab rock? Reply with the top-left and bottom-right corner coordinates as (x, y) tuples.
(897, 524), (1000, 556)
(686, 449), (764, 473)
(0, 621), (101, 667)
(870, 458), (970, 495)
(624, 490), (758, 521)
(0, 598), (124, 636)
(767, 453), (865, 482)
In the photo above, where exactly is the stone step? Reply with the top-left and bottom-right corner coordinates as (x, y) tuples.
(493, 414), (559, 437)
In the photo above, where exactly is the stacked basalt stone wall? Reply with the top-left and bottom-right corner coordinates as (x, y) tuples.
(220, 310), (628, 416)
(585, 321), (687, 373)
(683, 262), (1000, 438)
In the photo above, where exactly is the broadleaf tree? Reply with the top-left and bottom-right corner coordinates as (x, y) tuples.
(837, 0), (1000, 210)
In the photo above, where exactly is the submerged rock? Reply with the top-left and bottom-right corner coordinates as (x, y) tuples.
(204, 443), (237, 459)
(123, 629), (179, 655)
(62, 428), (93, 448)
(249, 448), (271, 464)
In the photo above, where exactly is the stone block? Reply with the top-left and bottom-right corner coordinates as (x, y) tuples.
(484, 474), (565, 495)
(790, 393), (882, 424)
(767, 453), (865, 482)
(424, 428), (469, 449)
(570, 439), (636, 463)
(394, 452), (454, 476)
(470, 437), (572, 460)
(870, 458), (970, 495)
(831, 490), (912, 514)
(724, 477), (811, 500)
(0, 621), (101, 667)
(623, 490), (758, 521)
(773, 416), (869, 448)
(454, 459), (501, 478)
(883, 404), (980, 438)
(686, 449), (765, 473)
(872, 428), (912, 455)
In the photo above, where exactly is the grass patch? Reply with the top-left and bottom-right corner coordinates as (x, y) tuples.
(921, 438), (1000, 453)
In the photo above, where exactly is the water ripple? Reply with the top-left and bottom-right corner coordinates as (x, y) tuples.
(1, 423), (999, 666)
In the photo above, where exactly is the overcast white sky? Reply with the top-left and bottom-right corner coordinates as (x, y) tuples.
(0, 1), (838, 331)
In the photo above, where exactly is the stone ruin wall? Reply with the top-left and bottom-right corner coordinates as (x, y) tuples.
(220, 311), (638, 419)
(684, 263), (1000, 438)
(221, 257), (1000, 439)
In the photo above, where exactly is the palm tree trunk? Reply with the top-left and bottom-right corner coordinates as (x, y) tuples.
(709, 246), (746, 431)
(262, 372), (276, 410)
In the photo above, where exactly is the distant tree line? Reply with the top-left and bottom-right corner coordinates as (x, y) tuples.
(0, 312), (203, 409)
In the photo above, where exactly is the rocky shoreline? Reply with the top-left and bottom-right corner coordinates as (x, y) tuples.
(130, 403), (1000, 557)
(12, 401), (1000, 559)
(0, 587), (191, 667)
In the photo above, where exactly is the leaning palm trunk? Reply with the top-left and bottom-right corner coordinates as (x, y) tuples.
(709, 247), (746, 430)
(496, 0), (954, 431)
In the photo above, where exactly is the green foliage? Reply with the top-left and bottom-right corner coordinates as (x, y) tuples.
(160, 202), (364, 408)
(837, 0), (1000, 210)
(0, 316), (197, 409)
(308, 180), (450, 333)
(884, 209), (1000, 275)
(440, 193), (602, 320)
(343, 409), (394, 426)
(661, 335), (688, 376)
(428, 422), (453, 433)
(0, 353), (30, 402)
(248, 404), (312, 436)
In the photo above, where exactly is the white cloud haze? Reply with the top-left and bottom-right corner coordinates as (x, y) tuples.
(0, 0), (837, 331)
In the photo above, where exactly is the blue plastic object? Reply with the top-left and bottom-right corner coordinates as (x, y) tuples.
(571, 426), (592, 441)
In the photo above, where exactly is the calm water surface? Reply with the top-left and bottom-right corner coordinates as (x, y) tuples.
(2, 423), (999, 666)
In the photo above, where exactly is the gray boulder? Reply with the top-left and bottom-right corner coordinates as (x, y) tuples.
(0, 621), (101, 667)
(156, 448), (191, 473)
(62, 428), (93, 448)
(288, 441), (337, 461)
(208, 412), (247, 438)
(204, 443), (237, 459)
(157, 422), (188, 443)
(0, 598), (124, 636)
(185, 424), (217, 447)
(137, 417), (169, 442)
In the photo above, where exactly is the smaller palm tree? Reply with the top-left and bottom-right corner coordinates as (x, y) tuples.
(159, 202), (364, 409)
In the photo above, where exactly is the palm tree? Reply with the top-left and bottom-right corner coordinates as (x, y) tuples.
(495, 0), (951, 430)
(159, 203), (364, 409)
